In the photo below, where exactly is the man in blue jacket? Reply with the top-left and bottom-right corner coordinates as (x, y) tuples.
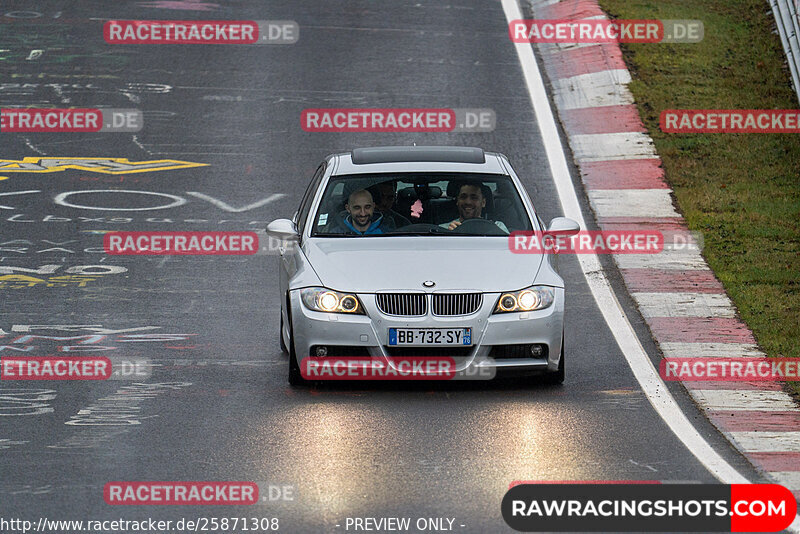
(330, 189), (386, 235)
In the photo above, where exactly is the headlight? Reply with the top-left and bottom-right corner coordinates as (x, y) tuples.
(493, 286), (554, 313)
(301, 287), (365, 314)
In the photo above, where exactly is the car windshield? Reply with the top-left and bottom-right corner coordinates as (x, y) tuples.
(310, 173), (534, 237)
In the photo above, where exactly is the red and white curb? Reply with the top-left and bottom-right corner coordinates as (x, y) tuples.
(526, 0), (800, 500)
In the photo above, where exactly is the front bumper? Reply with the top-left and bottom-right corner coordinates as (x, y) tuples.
(288, 288), (565, 378)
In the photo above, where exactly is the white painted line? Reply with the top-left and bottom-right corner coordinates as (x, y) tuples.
(614, 248), (708, 270)
(502, 0), (751, 486)
(633, 292), (736, 318)
(768, 471), (800, 489)
(659, 342), (765, 359)
(184, 192), (285, 212)
(587, 189), (680, 218)
(691, 390), (798, 411)
(728, 433), (800, 454)
(551, 70), (633, 109)
(571, 132), (657, 161)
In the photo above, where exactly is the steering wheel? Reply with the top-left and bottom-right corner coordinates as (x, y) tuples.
(451, 218), (507, 235)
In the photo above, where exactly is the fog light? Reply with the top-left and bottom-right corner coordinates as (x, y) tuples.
(529, 344), (544, 357)
(315, 346), (328, 357)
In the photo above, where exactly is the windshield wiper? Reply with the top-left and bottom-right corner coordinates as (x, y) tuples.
(387, 229), (448, 236)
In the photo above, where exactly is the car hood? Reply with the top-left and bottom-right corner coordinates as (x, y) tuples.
(303, 237), (544, 292)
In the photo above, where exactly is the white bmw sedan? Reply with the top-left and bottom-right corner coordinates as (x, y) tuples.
(266, 146), (579, 385)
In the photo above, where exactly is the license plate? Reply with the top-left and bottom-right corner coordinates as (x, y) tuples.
(388, 328), (472, 346)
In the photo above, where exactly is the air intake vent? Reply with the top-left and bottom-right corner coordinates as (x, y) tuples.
(432, 293), (482, 316)
(376, 293), (427, 316)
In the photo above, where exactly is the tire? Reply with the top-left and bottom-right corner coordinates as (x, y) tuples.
(543, 335), (565, 385)
(287, 313), (306, 386)
(279, 314), (288, 354)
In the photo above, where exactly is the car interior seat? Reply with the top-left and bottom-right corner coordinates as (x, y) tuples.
(396, 185), (443, 224)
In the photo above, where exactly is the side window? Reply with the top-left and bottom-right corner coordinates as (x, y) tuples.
(296, 163), (325, 236)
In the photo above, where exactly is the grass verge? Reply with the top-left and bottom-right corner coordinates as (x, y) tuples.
(597, 0), (800, 397)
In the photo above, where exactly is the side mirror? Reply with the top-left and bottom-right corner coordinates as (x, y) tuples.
(546, 217), (580, 237)
(266, 219), (300, 241)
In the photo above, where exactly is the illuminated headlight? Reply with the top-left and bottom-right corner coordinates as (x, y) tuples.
(301, 288), (365, 314)
(493, 286), (554, 313)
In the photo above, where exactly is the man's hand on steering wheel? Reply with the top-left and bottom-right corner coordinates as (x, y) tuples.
(448, 217), (507, 234)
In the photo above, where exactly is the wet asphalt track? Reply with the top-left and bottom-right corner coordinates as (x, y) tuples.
(0, 1), (769, 532)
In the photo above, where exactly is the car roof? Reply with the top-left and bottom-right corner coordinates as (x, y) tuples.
(329, 146), (508, 175)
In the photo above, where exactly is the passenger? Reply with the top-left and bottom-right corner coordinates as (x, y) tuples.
(368, 181), (411, 229)
(441, 183), (509, 233)
(328, 189), (386, 235)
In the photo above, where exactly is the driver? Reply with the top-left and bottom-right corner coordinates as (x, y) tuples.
(441, 183), (508, 233)
(328, 189), (387, 235)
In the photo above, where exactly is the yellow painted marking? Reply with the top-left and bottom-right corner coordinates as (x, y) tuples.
(0, 157), (208, 174)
